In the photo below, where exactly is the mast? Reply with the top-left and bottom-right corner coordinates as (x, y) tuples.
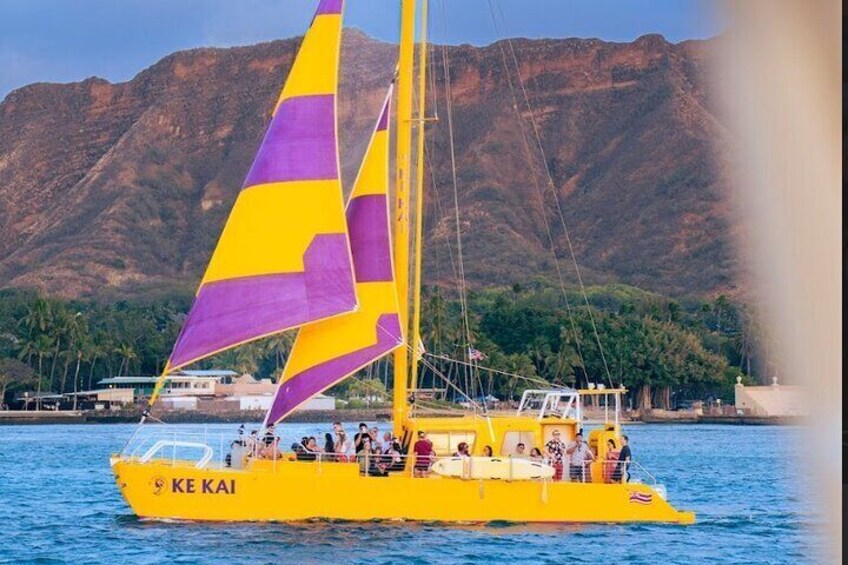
(410, 0), (428, 392)
(392, 0), (416, 435)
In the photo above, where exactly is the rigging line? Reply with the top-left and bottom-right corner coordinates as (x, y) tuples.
(417, 0), (468, 405)
(436, 0), (482, 409)
(413, 397), (465, 412)
(437, 0), (470, 344)
(372, 319), (479, 409)
(492, 0), (614, 388)
(404, 16), (460, 317)
(426, 24), (439, 121)
(485, 0), (589, 387)
(423, 139), (460, 357)
(426, 353), (553, 387)
(424, 138), (460, 287)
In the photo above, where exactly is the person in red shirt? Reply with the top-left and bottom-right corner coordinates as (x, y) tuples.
(412, 431), (435, 477)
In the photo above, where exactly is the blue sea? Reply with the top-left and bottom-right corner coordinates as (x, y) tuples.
(0, 423), (823, 564)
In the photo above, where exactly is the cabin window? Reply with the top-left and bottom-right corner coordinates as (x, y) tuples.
(425, 432), (476, 456)
(500, 431), (535, 456)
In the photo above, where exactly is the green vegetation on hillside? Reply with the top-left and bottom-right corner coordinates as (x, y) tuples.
(0, 282), (768, 410)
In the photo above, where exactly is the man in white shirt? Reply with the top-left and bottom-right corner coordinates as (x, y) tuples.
(566, 431), (595, 482)
(513, 442), (528, 459)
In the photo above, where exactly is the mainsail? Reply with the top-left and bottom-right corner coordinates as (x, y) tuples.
(163, 0), (354, 375)
(265, 88), (404, 424)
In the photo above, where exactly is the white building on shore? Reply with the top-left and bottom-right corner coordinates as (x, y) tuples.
(97, 370), (335, 412)
(734, 376), (807, 417)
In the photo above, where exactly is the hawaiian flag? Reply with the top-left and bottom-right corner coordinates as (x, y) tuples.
(629, 491), (653, 505)
(468, 347), (486, 361)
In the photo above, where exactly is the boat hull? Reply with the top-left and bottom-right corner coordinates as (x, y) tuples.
(111, 456), (695, 524)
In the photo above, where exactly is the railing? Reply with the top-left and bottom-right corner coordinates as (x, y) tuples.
(139, 440), (214, 469)
(118, 427), (663, 492)
(122, 426), (231, 470)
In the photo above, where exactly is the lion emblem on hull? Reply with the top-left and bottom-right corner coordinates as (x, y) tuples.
(151, 476), (167, 496)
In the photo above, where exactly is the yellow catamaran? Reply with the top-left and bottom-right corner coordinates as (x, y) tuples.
(111, 0), (695, 524)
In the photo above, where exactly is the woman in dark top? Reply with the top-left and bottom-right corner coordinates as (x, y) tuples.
(324, 433), (336, 461)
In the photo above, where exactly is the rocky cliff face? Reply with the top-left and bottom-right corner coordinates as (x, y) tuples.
(0, 31), (737, 299)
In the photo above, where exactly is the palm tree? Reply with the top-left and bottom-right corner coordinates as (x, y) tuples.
(16, 338), (39, 371)
(17, 333), (54, 405)
(115, 344), (138, 376)
(60, 313), (86, 394)
(86, 344), (106, 390)
(19, 298), (53, 337)
(47, 307), (72, 392)
(70, 333), (92, 410)
(31, 334), (54, 410)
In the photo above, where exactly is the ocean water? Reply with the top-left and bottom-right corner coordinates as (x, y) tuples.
(0, 422), (822, 564)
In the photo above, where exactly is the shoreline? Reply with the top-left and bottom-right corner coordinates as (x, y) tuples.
(0, 408), (804, 426)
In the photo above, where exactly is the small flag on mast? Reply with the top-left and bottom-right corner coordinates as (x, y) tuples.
(468, 347), (486, 361)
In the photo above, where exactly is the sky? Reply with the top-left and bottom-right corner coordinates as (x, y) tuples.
(0, 0), (723, 100)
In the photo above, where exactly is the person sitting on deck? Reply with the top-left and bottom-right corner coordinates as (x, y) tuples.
(385, 439), (405, 472)
(513, 443), (528, 459)
(323, 433), (336, 461)
(292, 442), (308, 460)
(304, 436), (323, 456)
(529, 447), (544, 462)
(371, 438), (390, 472)
(356, 437), (388, 476)
(297, 437), (316, 461)
(482, 445), (493, 457)
(261, 424), (277, 452)
(261, 436), (283, 460)
(454, 442), (470, 458)
(412, 431), (435, 477)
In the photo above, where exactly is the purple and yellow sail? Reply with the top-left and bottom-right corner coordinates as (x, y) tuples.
(265, 88), (404, 424)
(159, 0), (353, 384)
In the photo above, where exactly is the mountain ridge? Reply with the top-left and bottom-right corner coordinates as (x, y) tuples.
(0, 31), (741, 300)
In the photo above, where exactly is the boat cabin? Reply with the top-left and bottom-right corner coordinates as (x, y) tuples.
(393, 387), (626, 480)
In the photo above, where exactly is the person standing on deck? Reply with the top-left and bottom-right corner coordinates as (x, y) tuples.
(412, 431), (435, 477)
(333, 424), (351, 461)
(612, 435), (632, 483)
(246, 430), (260, 458)
(354, 423), (370, 454)
(603, 438), (620, 483)
(544, 430), (567, 481)
(566, 431), (595, 482)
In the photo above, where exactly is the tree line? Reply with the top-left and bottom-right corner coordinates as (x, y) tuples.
(0, 282), (771, 410)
